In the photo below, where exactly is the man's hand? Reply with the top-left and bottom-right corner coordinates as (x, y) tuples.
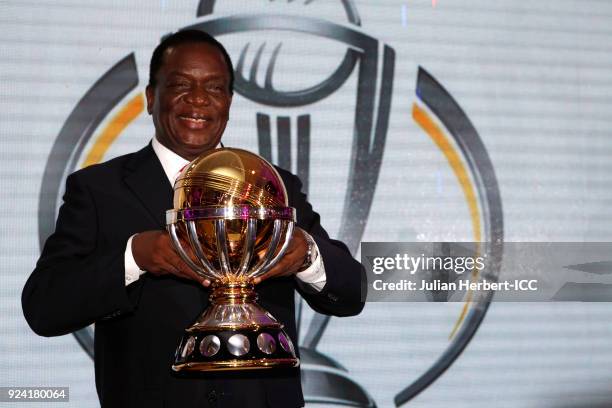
(132, 230), (210, 287)
(253, 227), (310, 284)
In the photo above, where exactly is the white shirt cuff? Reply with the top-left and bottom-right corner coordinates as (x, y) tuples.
(295, 239), (326, 292)
(125, 234), (146, 286)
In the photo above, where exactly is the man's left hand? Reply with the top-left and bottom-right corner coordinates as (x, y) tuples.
(253, 227), (310, 284)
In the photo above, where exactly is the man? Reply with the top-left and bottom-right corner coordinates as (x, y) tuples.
(22, 30), (364, 408)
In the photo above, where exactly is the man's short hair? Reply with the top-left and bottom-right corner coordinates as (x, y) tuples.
(148, 29), (234, 93)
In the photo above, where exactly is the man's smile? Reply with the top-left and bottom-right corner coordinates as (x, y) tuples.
(177, 113), (212, 129)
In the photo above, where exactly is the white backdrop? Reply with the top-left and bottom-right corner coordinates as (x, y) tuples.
(1, 1), (612, 407)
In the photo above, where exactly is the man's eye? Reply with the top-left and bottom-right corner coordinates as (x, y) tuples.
(208, 84), (224, 92)
(169, 82), (189, 88)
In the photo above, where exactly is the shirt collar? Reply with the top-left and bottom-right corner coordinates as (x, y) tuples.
(151, 137), (190, 185)
(151, 137), (223, 185)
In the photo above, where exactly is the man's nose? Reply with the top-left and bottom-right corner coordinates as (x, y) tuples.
(184, 88), (210, 106)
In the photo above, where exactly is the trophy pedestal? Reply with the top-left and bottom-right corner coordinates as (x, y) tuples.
(172, 283), (300, 372)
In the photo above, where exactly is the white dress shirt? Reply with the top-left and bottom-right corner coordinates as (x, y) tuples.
(124, 138), (327, 290)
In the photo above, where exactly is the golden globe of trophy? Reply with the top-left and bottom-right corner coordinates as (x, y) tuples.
(166, 148), (299, 371)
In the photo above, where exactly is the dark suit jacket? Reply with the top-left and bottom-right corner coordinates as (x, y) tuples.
(22, 144), (365, 408)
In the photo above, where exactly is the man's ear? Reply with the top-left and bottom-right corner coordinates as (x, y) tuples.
(145, 85), (154, 114)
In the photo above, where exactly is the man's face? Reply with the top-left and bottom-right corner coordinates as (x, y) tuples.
(146, 42), (232, 160)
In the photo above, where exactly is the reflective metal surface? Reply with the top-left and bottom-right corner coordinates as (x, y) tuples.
(199, 335), (221, 357)
(173, 148), (288, 209)
(257, 333), (277, 355)
(173, 358), (299, 372)
(182, 336), (195, 359)
(227, 334), (250, 357)
(278, 332), (294, 354)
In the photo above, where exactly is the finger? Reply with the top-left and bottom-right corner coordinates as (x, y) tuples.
(253, 260), (296, 284)
(161, 251), (199, 281)
(146, 266), (169, 277)
(178, 239), (200, 264)
(176, 259), (209, 285)
(168, 238), (208, 284)
(170, 264), (208, 287)
(253, 238), (310, 284)
(146, 252), (174, 277)
(253, 260), (285, 284)
(173, 255), (212, 287)
(160, 232), (197, 264)
(159, 260), (187, 279)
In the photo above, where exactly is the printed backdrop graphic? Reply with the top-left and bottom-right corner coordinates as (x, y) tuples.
(2, 1), (612, 407)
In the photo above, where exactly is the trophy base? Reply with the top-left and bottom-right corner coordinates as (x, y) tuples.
(173, 358), (301, 372)
(172, 283), (300, 372)
(172, 325), (300, 372)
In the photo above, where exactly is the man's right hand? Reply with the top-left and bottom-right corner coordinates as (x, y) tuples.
(131, 231), (210, 287)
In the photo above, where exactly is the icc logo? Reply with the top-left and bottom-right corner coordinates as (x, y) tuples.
(39, 1), (503, 406)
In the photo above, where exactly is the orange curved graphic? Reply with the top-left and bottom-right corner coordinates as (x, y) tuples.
(81, 93), (144, 168)
(412, 102), (482, 339)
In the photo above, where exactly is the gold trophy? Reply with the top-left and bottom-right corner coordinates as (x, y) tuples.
(166, 148), (299, 371)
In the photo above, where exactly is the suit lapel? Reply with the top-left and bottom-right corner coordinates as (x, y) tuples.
(123, 143), (173, 228)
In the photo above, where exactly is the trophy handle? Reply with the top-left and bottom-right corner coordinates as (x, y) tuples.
(250, 220), (294, 279)
(186, 220), (222, 280)
(168, 223), (218, 280)
(236, 219), (257, 278)
(214, 219), (232, 279)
